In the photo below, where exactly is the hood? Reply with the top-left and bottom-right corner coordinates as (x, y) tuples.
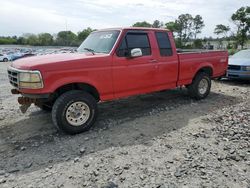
(229, 58), (250, 66)
(11, 53), (108, 70)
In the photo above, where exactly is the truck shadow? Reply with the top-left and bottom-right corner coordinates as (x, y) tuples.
(0, 88), (241, 176)
(215, 78), (250, 86)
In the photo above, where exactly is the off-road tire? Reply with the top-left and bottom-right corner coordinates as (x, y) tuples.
(187, 72), (211, 100)
(52, 90), (98, 134)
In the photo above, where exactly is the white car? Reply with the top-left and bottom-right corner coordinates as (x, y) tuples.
(227, 49), (250, 80)
(0, 54), (10, 62)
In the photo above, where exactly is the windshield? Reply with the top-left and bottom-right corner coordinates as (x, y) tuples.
(77, 30), (120, 54)
(232, 50), (250, 59)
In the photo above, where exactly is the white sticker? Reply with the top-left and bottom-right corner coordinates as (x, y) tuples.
(100, 34), (113, 39)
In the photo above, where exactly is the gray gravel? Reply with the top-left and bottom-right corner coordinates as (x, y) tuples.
(0, 62), (249, 188)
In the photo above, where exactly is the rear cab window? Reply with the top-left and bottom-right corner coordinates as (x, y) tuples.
(117, 32), (151, 57)
(155, 32), (173, 56)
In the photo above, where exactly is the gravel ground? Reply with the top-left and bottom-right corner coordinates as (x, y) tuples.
(0, 61), (249, 188)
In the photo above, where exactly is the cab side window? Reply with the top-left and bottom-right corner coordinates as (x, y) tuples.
(117, 33), (151, 57)
(116, 37), (128, 57)
(155, 32), (173, 56)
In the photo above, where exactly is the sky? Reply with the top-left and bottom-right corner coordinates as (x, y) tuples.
(0, 0), (248, 37)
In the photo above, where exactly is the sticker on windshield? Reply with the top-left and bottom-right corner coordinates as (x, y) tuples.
(100, 34), (113, 39)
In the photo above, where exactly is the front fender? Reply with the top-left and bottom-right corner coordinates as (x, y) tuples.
(47, 77), (99, 94)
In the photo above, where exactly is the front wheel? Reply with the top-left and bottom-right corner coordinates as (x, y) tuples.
(187, 72), (211, 100)
(52, 90), (98, 134)
(3, 58), (8, 62)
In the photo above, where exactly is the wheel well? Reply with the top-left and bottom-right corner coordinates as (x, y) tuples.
(54, 83), (100, 101)
(195, 67), (213, 78)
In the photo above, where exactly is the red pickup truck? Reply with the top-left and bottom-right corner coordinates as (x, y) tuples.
(8, 27), (228, 134)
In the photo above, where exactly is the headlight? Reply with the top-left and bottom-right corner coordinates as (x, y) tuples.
(19, 72), (41, 82)
(242, 66), (250, 71)
(19, 71), (43, 89)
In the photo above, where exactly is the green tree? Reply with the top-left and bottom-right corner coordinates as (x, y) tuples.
(193, 15), (204, 39)
(178, 14), (193, 44)
(23, 34), (39, 46)
(38, 33), (54, 46)
(78, 27), (94, 42)
(0, 36), (17, 44)
(165, 21), (182, 47)
(166, 14), (205, 47)
(56, 31), (78, 46)
(165, 21), (180, 32)
(132, 21), (152, 27)
(167, 14), (194, 47)
(152, 20), (163, 28)
(193, 39), (203, 48)
(17, 37), (26, 45)
(214, 24), (230, 38)
(231, 6), (250, 49)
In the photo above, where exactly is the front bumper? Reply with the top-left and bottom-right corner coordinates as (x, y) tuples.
(227, 70), (250, 80)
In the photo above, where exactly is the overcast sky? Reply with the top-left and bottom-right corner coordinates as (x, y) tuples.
(0, 0), (248, 37)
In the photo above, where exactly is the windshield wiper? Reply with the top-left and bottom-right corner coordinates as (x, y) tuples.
(83, 48), (95, 55)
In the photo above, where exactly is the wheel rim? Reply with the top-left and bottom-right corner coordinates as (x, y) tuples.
(66, 101), (90, 126)
(198, 78), (209, 95)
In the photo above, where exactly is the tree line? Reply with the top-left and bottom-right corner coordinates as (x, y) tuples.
(214, 6), (250, 49)
(0, 27), (94, 47)
(133, 6), (249, 49)
(0, 6), (249, 49)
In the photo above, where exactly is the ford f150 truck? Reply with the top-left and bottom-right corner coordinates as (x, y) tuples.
(8, 27), (228, 134)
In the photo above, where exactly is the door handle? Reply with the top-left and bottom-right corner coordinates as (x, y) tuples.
(148, 59), (158, 63)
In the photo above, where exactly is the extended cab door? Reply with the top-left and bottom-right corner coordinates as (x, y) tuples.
(154, 32), (178, 88)
(112, 31), (158, 98)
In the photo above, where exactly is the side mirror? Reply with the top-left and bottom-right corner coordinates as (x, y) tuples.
(130, 48), (142, 58)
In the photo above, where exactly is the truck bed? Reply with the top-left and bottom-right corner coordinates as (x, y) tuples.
(177, 50), (228, 86)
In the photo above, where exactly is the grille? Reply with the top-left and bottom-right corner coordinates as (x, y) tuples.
(228, 65), (241, 70)
(8, 68), (19, 88)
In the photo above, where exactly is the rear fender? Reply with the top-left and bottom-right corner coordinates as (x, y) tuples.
(193, 63), (214, 79)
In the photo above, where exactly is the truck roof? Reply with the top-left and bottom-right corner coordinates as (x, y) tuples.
(98, 27), (170, 32)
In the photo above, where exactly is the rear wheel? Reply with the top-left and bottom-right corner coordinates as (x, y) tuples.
(187, 72), (211, 100)
(52, 90), (98, 134)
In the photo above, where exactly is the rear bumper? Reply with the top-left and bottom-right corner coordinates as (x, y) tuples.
(227, 70), (250, 80)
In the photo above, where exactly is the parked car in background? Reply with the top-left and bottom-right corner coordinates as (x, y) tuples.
(227, 49), (250, 79)
(0, 54), (10, 62)
(7, 52), (24, 61)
